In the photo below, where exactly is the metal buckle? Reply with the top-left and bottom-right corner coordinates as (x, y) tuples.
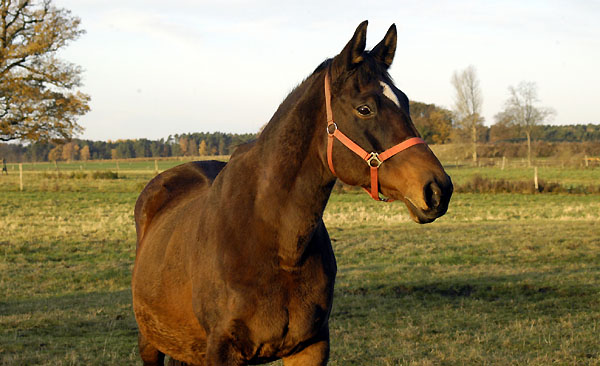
(327, 122), (337, 135)
(366, 152), (382, 168)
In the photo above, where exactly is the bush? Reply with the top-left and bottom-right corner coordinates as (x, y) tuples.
(91, 171), (120, 179)
(42, 171), (88, 179)
(40, 170), (121, 180)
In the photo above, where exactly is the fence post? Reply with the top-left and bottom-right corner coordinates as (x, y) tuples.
(154, 159), (159, 175)
(19, 163), (23, 191)
(116, 161), (120, 178)
(501, 156), (506, 170)
(534, 166), (538, 192)
(584, 155), (589, 168)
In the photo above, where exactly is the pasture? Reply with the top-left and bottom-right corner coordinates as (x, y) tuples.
(1, 160), (599, 365)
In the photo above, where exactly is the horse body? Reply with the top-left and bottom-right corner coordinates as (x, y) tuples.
(133, 21), (452, 365)
(134, 70), (337, 364)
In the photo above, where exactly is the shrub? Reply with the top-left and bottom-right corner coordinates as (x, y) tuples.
(91, 171), (120, 179)
(42, 171), (88, 179)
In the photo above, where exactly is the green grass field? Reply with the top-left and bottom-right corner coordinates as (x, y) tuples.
(1, 160), (599, 365)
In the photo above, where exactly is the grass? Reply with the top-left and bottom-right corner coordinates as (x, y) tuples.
(326, 206), (600, 365)
(1, 162), (599, 365)
(0, 191), (139, 365)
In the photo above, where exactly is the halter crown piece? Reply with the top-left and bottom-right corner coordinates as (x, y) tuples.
(324, 71), (426, 202)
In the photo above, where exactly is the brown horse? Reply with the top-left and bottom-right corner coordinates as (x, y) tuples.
(132, 21), (452, 366)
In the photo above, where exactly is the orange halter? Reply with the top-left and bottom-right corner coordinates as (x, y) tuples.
(324, 71), (426, 202)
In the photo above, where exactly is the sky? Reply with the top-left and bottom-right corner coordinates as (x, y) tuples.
(53, 0), (600, 141)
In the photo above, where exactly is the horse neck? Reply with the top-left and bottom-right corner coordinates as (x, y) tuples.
(253, 71), (334, 266)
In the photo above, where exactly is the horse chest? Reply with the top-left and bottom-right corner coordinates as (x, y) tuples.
(247, 261), (335, 358)
(192, 213), (337, 360)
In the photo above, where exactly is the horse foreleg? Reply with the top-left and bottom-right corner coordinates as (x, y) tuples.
(282, 327), (330, 366)
(139, 332), (166, 366)
(166, 358), (200, 366)
(204, 327), (249, 366)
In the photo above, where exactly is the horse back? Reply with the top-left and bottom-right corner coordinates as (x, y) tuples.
(134, 160), (227, 248)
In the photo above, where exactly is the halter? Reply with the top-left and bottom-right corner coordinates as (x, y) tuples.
(324, 71), (426, 202)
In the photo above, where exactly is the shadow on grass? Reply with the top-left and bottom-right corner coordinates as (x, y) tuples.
(0, 290), (139, 365)
(330, 269), (600, 364)
(337, 269), (598, 313)
(0, 289), (132, 316)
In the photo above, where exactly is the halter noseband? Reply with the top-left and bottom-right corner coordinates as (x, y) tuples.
(324, 71), (426, 202)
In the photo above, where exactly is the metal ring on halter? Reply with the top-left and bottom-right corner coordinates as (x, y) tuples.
(327, 122), (337, 135)
(366, 152), (383, 168)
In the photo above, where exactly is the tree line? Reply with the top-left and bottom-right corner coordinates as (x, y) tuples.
(1, 123), (600, 163)
(0, 132), (256, 162)
(406, 101), (600, 145)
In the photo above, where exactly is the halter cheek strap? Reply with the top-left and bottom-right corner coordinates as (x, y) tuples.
(324, 71), (426, 202)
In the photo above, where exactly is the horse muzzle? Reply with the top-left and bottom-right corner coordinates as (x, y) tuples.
(401, 174), (453, 224)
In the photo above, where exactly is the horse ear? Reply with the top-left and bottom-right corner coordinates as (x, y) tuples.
(371, 24), (397, 68)
(331, 20), (368, 80)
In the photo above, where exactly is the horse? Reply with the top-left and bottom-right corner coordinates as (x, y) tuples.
(132, 20), (453, 366)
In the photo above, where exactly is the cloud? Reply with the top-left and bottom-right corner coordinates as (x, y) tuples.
(99, 9), (203, 48)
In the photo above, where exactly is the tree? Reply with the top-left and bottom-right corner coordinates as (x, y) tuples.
(134, 138), (150, 158)
(495, 81), (555, 167)
(115, 140), (134, 159)
(198, 139), (207, 156)
(188, 138), (198, 156)
(218, 138), (226, 155)
(48, 144), (62, 161)
(150, 140), (163, 157)
(429, 110), (453, 144)
(451, 65), (484, 163)
(0, 0), (90, 142)
(179, 137), (189, 156)
(80, 144), (90, 161)
(490, 111), (521, 143)
(25, 140), (51, 161)
(61, 141), (78, 161)
(410, 101), (453, 144)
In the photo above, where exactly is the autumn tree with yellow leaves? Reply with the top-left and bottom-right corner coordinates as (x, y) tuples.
(0, 0), (89, 142)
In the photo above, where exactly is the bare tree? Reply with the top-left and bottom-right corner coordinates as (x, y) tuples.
(451, 65), (484, 163)
(496, 81), (555, 167)
(0, 0), (90, 142)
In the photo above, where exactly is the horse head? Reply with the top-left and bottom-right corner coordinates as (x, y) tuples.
(322, 21), (453, 223)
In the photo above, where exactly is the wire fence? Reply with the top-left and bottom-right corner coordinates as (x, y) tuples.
(440, 156), (600, 169)
(1, 155), (599, 194)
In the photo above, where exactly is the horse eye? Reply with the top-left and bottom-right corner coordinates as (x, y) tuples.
(357, 105), (372, 116)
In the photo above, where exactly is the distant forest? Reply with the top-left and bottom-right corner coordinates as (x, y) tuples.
(0, 132), (256, 163)
(1, 123), (600, 163)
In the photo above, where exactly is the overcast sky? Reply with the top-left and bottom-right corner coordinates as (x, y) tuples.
(54, 0), (600, 141)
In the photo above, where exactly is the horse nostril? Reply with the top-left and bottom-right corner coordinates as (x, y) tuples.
(424, 181), (442, 210)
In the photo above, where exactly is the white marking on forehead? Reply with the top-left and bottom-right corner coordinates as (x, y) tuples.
(380, 81), (401, 108)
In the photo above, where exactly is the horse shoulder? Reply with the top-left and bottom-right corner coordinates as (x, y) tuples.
(134, 160), (227, 246)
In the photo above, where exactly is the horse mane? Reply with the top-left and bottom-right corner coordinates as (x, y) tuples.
(255, 68), (322, 145)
